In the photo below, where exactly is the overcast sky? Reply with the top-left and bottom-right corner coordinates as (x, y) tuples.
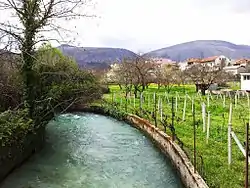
(1, 0), (250, 52)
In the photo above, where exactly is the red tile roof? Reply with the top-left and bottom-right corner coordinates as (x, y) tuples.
(187, 56), (222, 64)
(200, 56), (218, 63)
(187, 58), (201, 64)
(234, 59), (250, 65)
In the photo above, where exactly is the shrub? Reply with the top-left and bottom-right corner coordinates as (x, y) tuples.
(0, 109), (34, 147)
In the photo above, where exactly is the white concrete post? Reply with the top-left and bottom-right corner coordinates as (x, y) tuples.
(182, 94), (187, 121)
(206, 111), (211, 144)
(202, 102), (206, 132)
(228, 103), (233, 165)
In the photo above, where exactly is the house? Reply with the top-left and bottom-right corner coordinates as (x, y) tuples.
(186, 58), (201, 65)
(152, 58), (176, 67)
(240, 73), (250, 91)
(223, 65), (246, 75)
(186, 55), (231, 67)
(233, 58), (250, 66)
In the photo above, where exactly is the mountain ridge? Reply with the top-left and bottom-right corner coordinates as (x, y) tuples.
(57, 44), (138, 69)
(143, 40), (250, 61)
(57, 40), (250, 69)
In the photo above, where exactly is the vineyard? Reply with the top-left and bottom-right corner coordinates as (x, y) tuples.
(104, 84), (250, 188)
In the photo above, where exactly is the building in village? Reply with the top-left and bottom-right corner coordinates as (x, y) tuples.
(240, 73), (250, 91)
(152, 58), (177, 67)
(186, 55), (231, 67)
(185, 56), (250, 75)
(223, 65), (247, 75)
(224, 59), (250, 75)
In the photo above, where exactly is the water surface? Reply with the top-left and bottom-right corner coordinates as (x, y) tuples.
(0, 113), (183, 188)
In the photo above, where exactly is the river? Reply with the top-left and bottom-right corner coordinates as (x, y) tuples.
(0, 113), (183, 188)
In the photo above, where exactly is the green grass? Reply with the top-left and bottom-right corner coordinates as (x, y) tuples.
(104, 84), (250, 188)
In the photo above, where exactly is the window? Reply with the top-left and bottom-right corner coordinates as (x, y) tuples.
(244, 75), (250, 80)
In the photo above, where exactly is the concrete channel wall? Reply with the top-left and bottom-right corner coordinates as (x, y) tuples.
(0, 126), (45, 182)
(126, 114), (209, 188)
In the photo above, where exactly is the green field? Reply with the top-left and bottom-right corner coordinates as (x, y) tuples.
(103, 84), (250, 188)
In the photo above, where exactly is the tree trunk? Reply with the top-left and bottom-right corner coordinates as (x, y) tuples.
(195, 84), (199, 92)
(118, 84), (122, 90)
(142, 84), (145, 91)
(21, 32), (36, 118)
(158, 83), (161, 90)
(201, 88), (206, 95)
(200, 84), (209, 96)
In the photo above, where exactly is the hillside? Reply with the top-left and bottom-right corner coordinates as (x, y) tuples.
(143, 40), (250, 61)
(58, 44), (138, 69)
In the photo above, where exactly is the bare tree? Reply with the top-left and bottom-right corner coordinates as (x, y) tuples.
(185, 63), (229, 95)
(153, 64), (165, 89)
(152, 63), (180, 93)
(106, 57), (156, 97)
(130, 57), (156, 97)
(161, 64), (178, 93)
(0, 0), (94, 117)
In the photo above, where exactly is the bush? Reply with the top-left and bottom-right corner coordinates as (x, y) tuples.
(0, 109), (34, 147)
(30, 44), (103, 126)
(0, 43), (103, 147)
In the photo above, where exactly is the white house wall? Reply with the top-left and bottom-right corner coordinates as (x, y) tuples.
(241, 75), (250, 91)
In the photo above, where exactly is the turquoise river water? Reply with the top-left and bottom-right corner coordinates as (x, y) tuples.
(0, 113), (184, 188)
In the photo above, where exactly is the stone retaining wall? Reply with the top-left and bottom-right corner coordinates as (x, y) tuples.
(0, 126), (45, 182)
(126, 114), (209, 188)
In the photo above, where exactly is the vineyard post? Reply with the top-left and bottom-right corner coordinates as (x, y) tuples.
(125, 95), (128, 113)
(154, 92), (157, 127)
(175, 94), (178, 113)
(245, 123), (249, 188)
(206, 111), (211, 144)
(182, 94), (187, 121)
(228, 103), (233, 166)
(235, 93), (237, 108)
(193, 103), (197, 172)
(171, 97), (175, 141)
(202, 102), (206, 132)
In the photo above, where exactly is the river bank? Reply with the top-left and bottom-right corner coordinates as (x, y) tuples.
(0, 126), (46, 182)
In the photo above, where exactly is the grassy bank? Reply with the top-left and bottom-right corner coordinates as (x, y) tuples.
(104, 84), (249, 188)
